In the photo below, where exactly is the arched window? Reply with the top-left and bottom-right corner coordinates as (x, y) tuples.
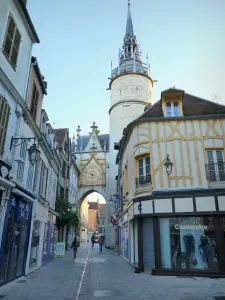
(166, 101), (179, 117)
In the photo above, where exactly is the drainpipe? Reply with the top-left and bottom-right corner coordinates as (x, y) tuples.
(24, 57), (37, 104)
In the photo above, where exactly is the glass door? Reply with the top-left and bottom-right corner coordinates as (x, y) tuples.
(16, 220), (28, 277)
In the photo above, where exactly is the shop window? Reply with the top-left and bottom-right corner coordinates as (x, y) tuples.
(136, 156), (151, 188)
(159, 217), (218, 271)
(166, 101), (179, 117)
(206, 150), (225, 182)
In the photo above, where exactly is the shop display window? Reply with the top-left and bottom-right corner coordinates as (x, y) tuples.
(160, 217), (218, 271)
(29, 220), (41, 269)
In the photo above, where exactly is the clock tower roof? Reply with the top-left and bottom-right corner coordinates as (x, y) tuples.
(110, 0), (150, 80)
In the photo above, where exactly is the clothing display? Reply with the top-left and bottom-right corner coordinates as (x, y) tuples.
(183, 234), (195, 256)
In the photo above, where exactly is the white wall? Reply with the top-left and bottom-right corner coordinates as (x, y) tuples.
(69, 165), (78, 206)
(0, 0), (34, 99)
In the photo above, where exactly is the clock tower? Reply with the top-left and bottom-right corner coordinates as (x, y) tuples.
(106, 0), (155, 231)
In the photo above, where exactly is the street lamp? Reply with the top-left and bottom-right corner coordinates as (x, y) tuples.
(10, 136), (40, 165)
(164, 154), (173, 176)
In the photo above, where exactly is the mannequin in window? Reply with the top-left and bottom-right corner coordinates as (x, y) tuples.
(199, 232), (211, 269)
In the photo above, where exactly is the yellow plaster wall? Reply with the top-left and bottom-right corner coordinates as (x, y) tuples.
(121, 118), (225, 200)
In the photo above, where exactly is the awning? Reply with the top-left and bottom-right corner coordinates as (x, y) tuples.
(11, 188), (36, 203)
(0, 176), (15, 188)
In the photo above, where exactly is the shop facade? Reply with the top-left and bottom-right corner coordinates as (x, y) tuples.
(0, 192), (33, 286)
(26, 200), (46, 273)
(42, 211), (57, 264)
(132, 189), (225, 277)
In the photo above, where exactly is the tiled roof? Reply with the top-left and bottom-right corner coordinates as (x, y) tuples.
(119, 88), (225, 157)
(138, 90), (225, 120)
(76, 134), (109, 152)
(53, 128), (68, 147)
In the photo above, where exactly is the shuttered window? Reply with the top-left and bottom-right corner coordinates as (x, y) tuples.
(30, 83), (39, 120)
(3, 15), (21, 69)
(0, 96), (10, 156)
(17, 162), (24, 182)
(26, 163), (35, 190)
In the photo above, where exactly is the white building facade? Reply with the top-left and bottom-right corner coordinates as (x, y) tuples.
(0, 0), (60, 285)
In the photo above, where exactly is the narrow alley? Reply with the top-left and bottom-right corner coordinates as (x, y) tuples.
(0, 244), (225, 300)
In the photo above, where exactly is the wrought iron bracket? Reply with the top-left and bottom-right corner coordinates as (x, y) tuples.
(10, 136), (36, 150)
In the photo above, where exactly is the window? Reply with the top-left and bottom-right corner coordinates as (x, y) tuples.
(40, 164), (48, 198)
(206, 150), (225, 182)
(3, 15), (21, 69)
(136, 156), (151, 187)
(166, 102), (179, 117)
(17, 162), (24, 182)
(19, 140), (27, 160)
(26, 163), (35, 191)
(30, 83), (39, 120)
(0, 96), (10, 156)
(159, 217), (218, 271)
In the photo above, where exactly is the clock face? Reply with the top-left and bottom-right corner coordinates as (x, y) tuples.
(85, 168), (100, 184)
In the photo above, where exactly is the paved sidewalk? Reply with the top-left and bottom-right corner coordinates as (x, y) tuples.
(0, 243), (225, 300)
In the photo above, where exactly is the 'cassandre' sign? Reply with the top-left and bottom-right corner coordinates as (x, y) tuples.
(55, 242), (65, 257)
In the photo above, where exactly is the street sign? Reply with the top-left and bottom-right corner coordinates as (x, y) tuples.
(55, 242), (65, 257)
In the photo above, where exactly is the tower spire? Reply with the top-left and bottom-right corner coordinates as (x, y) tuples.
(125, 0), (134, 38)
(110, 0), (150, 78)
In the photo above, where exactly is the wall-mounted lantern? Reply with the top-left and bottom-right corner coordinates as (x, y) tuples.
(10, 137), (40, 165)
(164, 154), (173, 176)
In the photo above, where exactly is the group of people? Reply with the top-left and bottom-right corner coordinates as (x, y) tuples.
(71, 233), (106, 259)
(91, 233), (105, 251)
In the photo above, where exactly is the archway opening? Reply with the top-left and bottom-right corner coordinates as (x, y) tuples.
(79, 191), (106, 243)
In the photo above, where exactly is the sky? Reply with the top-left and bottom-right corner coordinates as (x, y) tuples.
(86, 192), (106, 204)
(27, 0), (225, 137)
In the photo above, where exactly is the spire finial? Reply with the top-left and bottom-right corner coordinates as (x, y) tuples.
(128, 0), (131, 6)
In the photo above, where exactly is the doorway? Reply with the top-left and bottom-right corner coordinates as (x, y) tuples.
(0, 198), (32, 285)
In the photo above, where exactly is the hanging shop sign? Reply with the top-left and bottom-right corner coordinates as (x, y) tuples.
(111, 216), (116, 225)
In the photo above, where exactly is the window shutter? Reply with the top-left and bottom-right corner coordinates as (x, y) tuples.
(39, 160), (44, 195)
(11, 28), (21, 67)
(30, 84), (39, 119)
(0, 96), (10, 156)
(3, 16), (15, 58)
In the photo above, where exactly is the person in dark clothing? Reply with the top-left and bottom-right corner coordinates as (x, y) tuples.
(102, 234), (105, 247)
(99, 235), (103, 252)
(71, 235), (79, 258)
(91, 234), (95, 248)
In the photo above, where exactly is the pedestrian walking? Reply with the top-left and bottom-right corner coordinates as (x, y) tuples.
(99, 235), (103, 252)
(71, 234), (80, 259)
(91, 234), (95, 248)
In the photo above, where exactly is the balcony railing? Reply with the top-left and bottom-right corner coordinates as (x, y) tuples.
(205, 162), (225, 183)
(135, 174), (152, 189)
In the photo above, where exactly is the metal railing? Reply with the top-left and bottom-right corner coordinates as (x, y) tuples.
(135, 174), (152, 189)
(205, 162), (225, 183)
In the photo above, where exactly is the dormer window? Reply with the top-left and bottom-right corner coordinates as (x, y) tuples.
(166, 101), (179, 117)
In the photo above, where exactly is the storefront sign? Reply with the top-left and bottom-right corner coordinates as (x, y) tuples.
(174, 224), (208, 230)
(55, 242), (65, 257)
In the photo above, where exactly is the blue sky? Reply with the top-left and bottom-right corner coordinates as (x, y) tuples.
(27, 0), (225, 136)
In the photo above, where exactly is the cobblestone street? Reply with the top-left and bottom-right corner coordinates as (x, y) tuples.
(0, 244), (225, 300)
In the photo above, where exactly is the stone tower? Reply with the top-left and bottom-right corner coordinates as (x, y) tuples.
(106, 0), (154, 247)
